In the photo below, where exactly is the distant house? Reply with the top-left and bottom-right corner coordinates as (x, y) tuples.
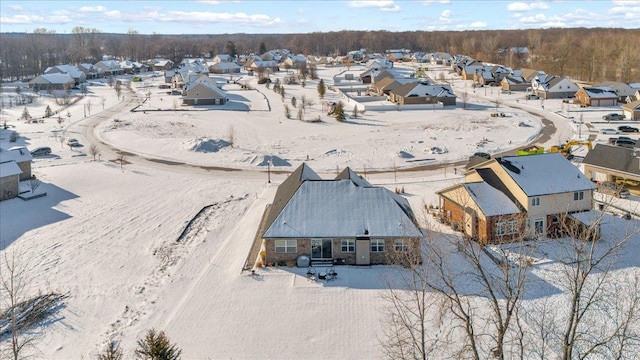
(389, 82), (456, 106)
(261, 164), (422, 266)
(250, 60), (280, 74)
(0, 146), (33, 201)
(622, 99), (640, 120)
(209, 62), (241, 74)
(77, 63), (100, 79)
(583, 144), (640, 184)
(369, 77), (416, 97)
(28, 73), (75, 91)
(182, 75), (227, 105)
(500, 69), (545, 92)
(461, 62), (484, 80)
(574, 86), (618, 107)
(153, 59), (175, 71)
(283, 55), (307, 69)
(473, 65), (511, 86)
(437, 153), (598, 243)
(120, 60), (149, 74)
(531, 75), (579, 99)
(44, 65), (86, 86)
(595, 81), (636, 103)
(430, 52), (452, 65)
(94, 60), (124, 77)
(213, 54), (232, 63)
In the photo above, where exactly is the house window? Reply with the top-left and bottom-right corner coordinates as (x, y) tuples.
(371, 239), (385, 253)
(274, 239), (297, 253)
(394, 239), (408, 252)
(552, 215), (559, 224)
(495, 219), (518, 236)
(574, 191), (584, 201)
(531, 197), (540, 207)
(341, 240), (355, 253)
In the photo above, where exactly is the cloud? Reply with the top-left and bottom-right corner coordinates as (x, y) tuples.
(507, 2), (549, 11)
(79, 6), (108, 12)
(0, 13), (71, 25)
(609, 2), (640, 23)
(439, 9), (451, 23)
(197, 0), (221, 4)
(347, 1), (400, 11)
(421, 0), (451, 4)
(164, 11), (283, 26)
(470, 21), (487, 28)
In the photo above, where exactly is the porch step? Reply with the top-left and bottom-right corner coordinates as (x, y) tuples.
(311, 260), (334, 267)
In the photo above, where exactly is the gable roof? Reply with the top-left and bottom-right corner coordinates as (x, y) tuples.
(335, 167), (372, 187)
(493, 153), (595, 196)
(29, 73), (74, 85)
(263, 179), (421, 238)
(583, 144), (640, 177)
(596, 81), (636, 97)
(580, 86), (619, 99)
(263, 163), (321, 233)
(622, 99), (640, 111)
(0, 160), (22, 178)
(463, 182), (520, 217)
(391, 82), (455, 98)
(0, 146), (32, 163)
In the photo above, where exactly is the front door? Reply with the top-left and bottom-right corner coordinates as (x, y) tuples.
(356, 239), (370, 265)
(311, 239), (332, 260)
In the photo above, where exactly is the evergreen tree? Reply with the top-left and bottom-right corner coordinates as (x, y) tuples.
(98, 341), (124, 360)
(334, 101), (346, 122)
(21, 107), (31, 121)
(291, 96), (297, 108)
(284, 104), (291, 119)
(259, 42), (267, 54)
(317, 79), (326, 99)
(352, 105), (359, 119)
(135, 329), (182, 360)
(226, 41), (237, 58)
(44, 105), (54, 118)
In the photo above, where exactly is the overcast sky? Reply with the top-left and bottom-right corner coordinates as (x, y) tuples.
(1, 1), (639, 34)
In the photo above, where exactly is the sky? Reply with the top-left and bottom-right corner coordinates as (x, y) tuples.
(1, 0), (639, 34)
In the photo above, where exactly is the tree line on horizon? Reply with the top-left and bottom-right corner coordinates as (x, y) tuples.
(1, 27), (638, 83)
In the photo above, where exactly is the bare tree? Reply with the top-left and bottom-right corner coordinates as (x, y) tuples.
(117, 154), (127, 170)
(28, 177), (41, 193)
(89, 144), (101, 161)
(461, 91), (469, 109)
(226, 126), (235, 148)
(0, 250), (34, 359)
(297, 107), (303, 121)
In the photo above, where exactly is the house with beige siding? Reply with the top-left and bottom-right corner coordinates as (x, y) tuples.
(261, 164), (422, 266)
(0, 146), (32, 201)
(622, 99), (640, 120)
(437, 153), (598, 243)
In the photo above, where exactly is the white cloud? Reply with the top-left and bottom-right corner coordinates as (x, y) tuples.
(439, 9), (451, 23)
(197, 0), (221, 4)
(165, 11), (283, 25)
(421, 0), (451, 4)
(507, 2), (549, 11)
(79, 6), (108, 12)
(347, 1), (400, 11)
(520, 13), (547, 23)
(470, 21), (487, 28)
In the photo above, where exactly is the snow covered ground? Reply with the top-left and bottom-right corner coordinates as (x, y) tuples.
(1, 64), (639, 358)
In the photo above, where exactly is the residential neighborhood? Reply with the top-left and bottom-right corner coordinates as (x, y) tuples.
(1, 5), (640, 359)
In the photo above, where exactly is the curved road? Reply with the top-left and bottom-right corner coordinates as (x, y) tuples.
(73, 86), (567, 179)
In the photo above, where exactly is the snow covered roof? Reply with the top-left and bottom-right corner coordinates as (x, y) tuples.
(1, 147), (33, 165)
(392, 82), (455, 98)
(44, 65), (85, 79)
(335, 167), (371, 187)
(496, 153), (596, 196)
(263, 179), (421, 238)
(463, 182), (520, 217)
(0, 160), (22, 178)
(29, 73), (74, 85)
(581, 86), (618, 99)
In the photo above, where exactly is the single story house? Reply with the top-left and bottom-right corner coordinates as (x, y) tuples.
(77, 63), (100, 79)
(95, 60), (124, 76)
(622, 99), (640, 120)
(595, 81), (636, 103)
(153, 59), (175, 71)
(531, 75), (579, 99)
(250, 60), (280, 74)
(44, 65), (87, 86)
(574, 86), (619, 107)
(209, 62), (241, 74)
(29, 73), (75, 91)
(262, 164), (422, 266)
(182, 76), (227, 105)
(213, 54), (232, 63)
(583, 144), (640, 184)
(389, 82), (456, 106)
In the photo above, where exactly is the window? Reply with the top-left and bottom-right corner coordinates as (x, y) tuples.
(574, 191), (584, 201)
(274, 239), (297, 253)
(371, 239), (385, 253)
(552, 215), (559, 224)
(341, 240), (355, 253)
(495, 219), (518, 236)
(394, 239), (408, 252)
(531, 197), (540, 207)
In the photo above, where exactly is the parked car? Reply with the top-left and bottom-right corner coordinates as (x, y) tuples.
(30, 146), (51, 156)
(603, 113), (626, 121)
(526, 94), (539, 100)
(471, 152), (491, 160)
(618, 126), (639, 133)
(67, 138), (80, 147)
(615, 138), (636, 148)
(601, 128), (620, 135)
(597, 181), (630, 199)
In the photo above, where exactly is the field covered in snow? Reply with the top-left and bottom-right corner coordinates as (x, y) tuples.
(1, 63), (640, 358)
